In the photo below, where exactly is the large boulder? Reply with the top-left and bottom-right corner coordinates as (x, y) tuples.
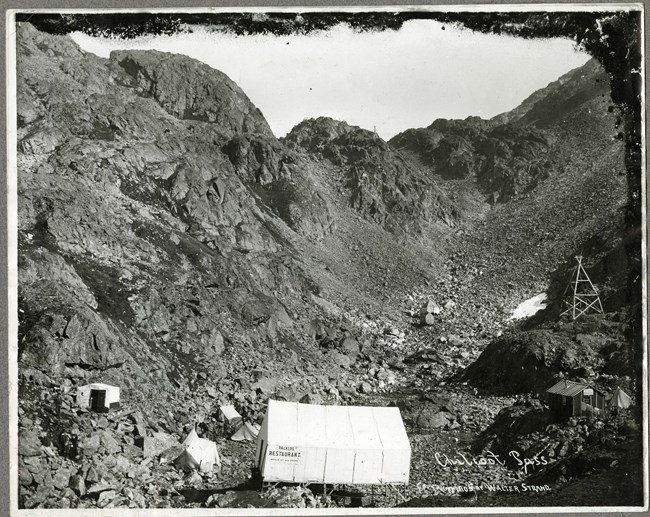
(68, 474), (86, 496)
(340, 336), (360, 359)
(417, 409), (453, 429)
(460, 329), (602, 393)
(253, 376), (279, 395)
(140, 432), (181, 459)
(19, 309), (128, 374)
(18, 430), (42, 457)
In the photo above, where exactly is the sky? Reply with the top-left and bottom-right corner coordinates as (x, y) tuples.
(71, 20), (590, 140)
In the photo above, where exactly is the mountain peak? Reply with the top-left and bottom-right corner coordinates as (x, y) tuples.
(17, 22), (85, 58)
(490, 57), (609, 127)
(110, 49), (274, 136)
(283, 116), (382, 149)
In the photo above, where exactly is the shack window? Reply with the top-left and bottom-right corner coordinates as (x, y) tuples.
(562, 397), (567, 406)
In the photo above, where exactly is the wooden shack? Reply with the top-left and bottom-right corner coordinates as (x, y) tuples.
(546, 379), (605, 419)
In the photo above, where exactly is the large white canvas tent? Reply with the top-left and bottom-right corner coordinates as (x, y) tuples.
(76, 383), (120, 412)
(175, 429), (221, 473)
(608, 387), (634, 409)
(255, 400), (411, 485)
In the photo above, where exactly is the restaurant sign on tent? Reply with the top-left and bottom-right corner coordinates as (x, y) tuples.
(175, 429), (220, 473)
(255, 400), (411, 485)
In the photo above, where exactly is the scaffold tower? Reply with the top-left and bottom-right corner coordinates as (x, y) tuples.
(560, 255), (604, 320)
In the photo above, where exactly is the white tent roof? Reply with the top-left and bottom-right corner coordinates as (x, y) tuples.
(219, 405), (242, 422)
(264, 401), (410, 450)
(257, 400), (411, 484)
(79, 383), (119, 391)
(175, 429), (220, 472)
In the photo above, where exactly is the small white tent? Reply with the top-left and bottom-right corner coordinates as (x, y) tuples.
(256, 400), (411, 485)
(609, 387), (634, 410)
(175, 429), (221, 473)
(219, 405), (243, 427)
(231, 422), (260, 442)
(76, 383), (120, 412)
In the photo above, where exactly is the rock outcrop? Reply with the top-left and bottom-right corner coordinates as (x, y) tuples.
(390, 117), (555, 203)
(111, 49), (273, 136)
(283, 117), (460, 233)
(459, 314), (630, 393)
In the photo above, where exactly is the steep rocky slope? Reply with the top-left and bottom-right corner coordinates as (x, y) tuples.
(491, 58), (611, 127)
(390, 117), (555, 203)
(18, 22), (337, 401)
(283, 117), (460, 236)
(383, 57), (631, 396)
(20, 20), (443, 447)
(389, 58), (612, 204)
(447, 60), (633, 394)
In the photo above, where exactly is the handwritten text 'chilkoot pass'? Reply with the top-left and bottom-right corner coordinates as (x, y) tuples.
(433, 450), (549, 474)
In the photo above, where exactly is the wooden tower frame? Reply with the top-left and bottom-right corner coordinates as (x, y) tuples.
(560, 256), (604, 320)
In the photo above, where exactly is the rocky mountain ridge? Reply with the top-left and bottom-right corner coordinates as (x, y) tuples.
(389, 58), (612, 203)
(491, 58), (612, 127)
(18, 21), (341, 418)
(283, 116), (460, 234)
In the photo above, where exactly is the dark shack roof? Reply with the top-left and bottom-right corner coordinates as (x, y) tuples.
(546, 379), (604, 397)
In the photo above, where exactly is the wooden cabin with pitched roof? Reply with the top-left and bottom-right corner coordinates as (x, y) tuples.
(546, 379), (606, 419)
